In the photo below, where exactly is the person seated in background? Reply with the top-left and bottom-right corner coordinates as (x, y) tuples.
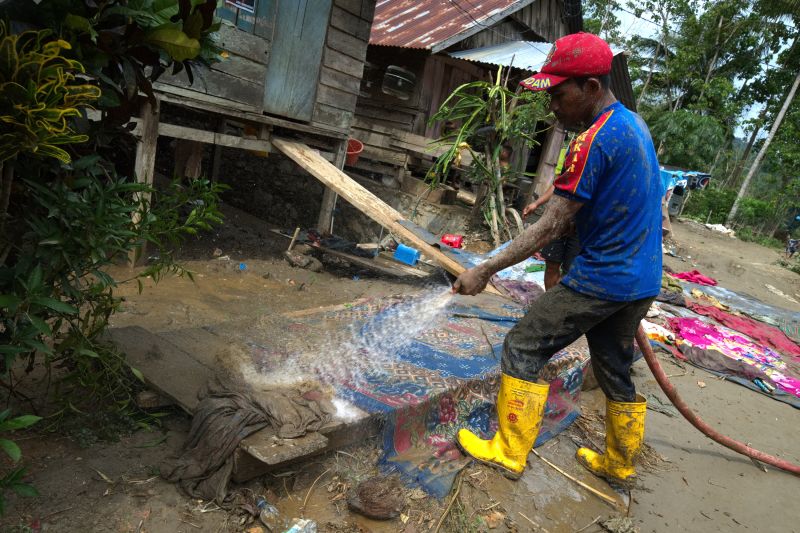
(522, 184), (580, 290)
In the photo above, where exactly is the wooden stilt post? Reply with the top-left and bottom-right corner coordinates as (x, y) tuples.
(210, 119), (227, 182)
(527, 123), (566, 203)
(317, 138), (346, 233)
(129, 97), (160, 267)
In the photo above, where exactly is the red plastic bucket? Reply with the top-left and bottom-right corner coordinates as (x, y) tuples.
(345, 138), (363, 166)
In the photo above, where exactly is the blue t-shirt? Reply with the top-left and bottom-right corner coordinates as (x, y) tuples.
(553, 102), (662, 302)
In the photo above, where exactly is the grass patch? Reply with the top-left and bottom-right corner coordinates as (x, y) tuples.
(735, 227), (784, 249)
(777, 259), (800, 276)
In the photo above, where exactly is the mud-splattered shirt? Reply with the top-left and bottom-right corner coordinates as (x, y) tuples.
(553, 101), (662, 302)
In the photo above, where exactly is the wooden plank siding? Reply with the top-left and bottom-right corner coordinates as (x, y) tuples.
(511, 0), (568, 42)
(310, 0), (374, 132)
(352, 49), (490, 170)
(263, 0), (333, 121)
(156, 22), (269, 113)
(217, 0), (277, 38)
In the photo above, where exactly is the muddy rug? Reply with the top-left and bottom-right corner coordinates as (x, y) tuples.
(233, 292), (590, 498)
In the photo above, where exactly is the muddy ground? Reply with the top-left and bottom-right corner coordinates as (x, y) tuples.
(1, 208), (798, 533)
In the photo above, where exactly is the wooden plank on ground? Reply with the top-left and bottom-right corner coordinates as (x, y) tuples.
(269, 229), (430, 277)
(233, 407), (377, 482)
(238, 432), (330, 467)
(272, 138), (468, 278)
(110, 324), (365, 481)
(108, 326), (212, 412)
(156, 327), (233, 369)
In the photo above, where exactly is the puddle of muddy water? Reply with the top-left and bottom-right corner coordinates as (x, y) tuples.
(272, 483), (397, 533)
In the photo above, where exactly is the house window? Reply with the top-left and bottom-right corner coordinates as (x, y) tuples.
(225, 0), (255, 13)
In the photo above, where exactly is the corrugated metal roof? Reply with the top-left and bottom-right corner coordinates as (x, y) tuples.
(370, 0), (537, 52)
(448, 40), (552, 71)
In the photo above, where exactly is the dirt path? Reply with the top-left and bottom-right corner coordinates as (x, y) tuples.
(2, 212), (799, 532)
(665, 219), (800, 311)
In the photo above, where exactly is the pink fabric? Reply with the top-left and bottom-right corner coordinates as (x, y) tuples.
(671, 270), (717, 286)
(688, 303), (800, 358)
(668, 317), (800, 398)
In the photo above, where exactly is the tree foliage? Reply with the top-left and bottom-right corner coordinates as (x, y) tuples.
(582, 0), (800, 242)
(0, 0), (226, 514)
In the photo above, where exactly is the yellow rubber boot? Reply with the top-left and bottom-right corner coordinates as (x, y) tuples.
(576, 394), (646, 485)
(457, 374), (549, 479)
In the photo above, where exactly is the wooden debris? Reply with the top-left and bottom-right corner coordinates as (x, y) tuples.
(531, 449), (621, 509)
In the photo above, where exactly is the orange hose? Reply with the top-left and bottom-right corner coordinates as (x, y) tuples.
(636, 325), (800, 476)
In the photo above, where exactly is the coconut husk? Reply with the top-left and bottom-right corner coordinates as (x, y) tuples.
(347, 476), (405, 520)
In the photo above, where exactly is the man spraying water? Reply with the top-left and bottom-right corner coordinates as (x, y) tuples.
(452, 32), (663, 485)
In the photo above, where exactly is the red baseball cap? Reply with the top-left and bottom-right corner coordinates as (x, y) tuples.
(520, 32), (613, 91)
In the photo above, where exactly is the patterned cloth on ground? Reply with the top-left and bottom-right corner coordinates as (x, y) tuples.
(443, 242), (546, 288)
(682, 283), (800, 338)
(237, 293), (589, 498)
(668, 317), (800, 404)
(687, 303), (800, 358)
(690, 288), (729, 310)
(661, 273), (684, 293)
(642, 319), (675, 344)
(381, 346), (588, 497)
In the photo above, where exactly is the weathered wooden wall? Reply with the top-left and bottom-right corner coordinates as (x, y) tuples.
(353, 50), (486, 136)
(157, 22), (270, 113)
(446, 0), (570, 51)
(354, 47), (428, 132)
(155, 0), (374, 134)
(455, 18), (540, 50)
(416, 54), (486, 138)
(310, 0), (375, 132)
(512, 0), (569, 42)
(351, 50), (488, 173)
(218, 0), (276, 38)
(611, 53), (637, 112)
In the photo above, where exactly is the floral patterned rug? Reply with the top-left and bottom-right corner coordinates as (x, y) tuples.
(235, 292), (590, 498)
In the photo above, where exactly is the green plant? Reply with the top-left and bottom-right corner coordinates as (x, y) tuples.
(0, 410), (41, 514)
(0, 7), (225, 516)
(682, 186), (736, 224)
(735, 226), (783, 248)
(10, 0), (222, 121)
(427, 67), (551, 245)
(0, 23), (101, 164)
(1, 169), (226, 403)
(647, 109), (726, 171)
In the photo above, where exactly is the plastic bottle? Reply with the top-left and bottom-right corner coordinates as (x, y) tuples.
(256, 498), (281, 531)
(283, 518), (317, 533)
